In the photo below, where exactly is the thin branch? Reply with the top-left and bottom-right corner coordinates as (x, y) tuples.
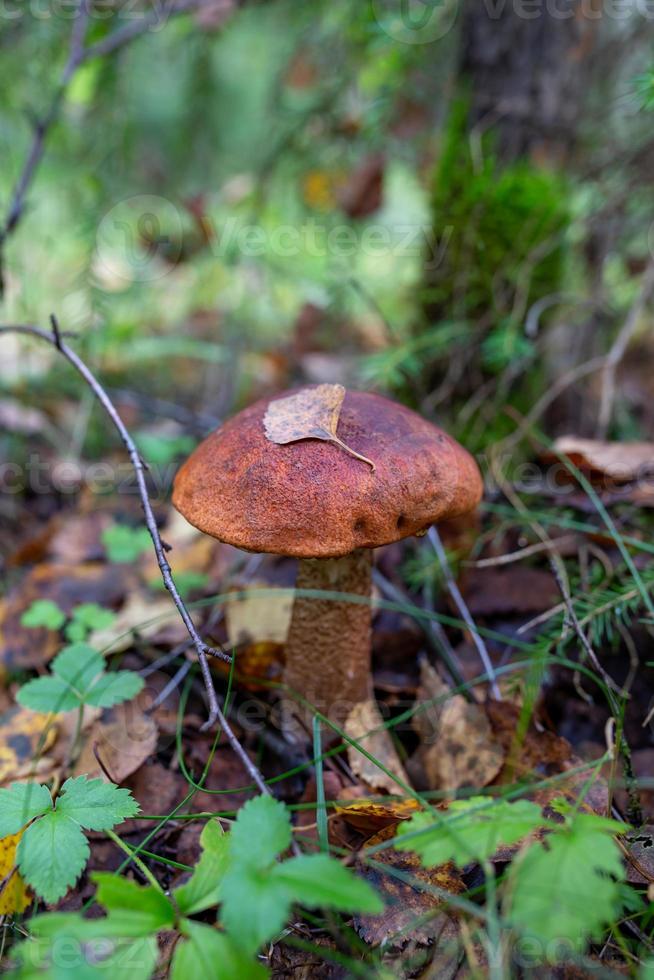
(0, 319), (274, 797)
(0, 0), (232, 287)
(0, 322), (229, 689)
(426, 526), (502, 701)
(597, 258), (654, 438)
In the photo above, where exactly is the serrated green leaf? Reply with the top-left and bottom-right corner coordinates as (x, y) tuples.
(85, 670), (144, 708)
(175, 819), (228, 915)
(0, 782), (52, 836)
(271, 854), (383, 914)
(220, 865), (289, 954)
(172, 921), (268, 980)
(56, 776), (140, 830)
(18, 811), (89, 904)
(396, 798), (546, 868)
(17, 675), (82, 713)
(508, 813), (626, 950)
(92, 873), (174, 934)
(229, 795), (291, 868)
(20, 599), (66, 631)
(51, 644), (105, 689)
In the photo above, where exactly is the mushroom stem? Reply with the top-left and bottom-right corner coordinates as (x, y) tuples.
(282, 549), (373, 739)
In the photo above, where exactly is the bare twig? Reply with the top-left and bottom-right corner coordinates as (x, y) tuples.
(0, 0), (235, 287)
(0, 319), (275, 797)
(426, 526), (502, 700)
(597, 258), (654, 438)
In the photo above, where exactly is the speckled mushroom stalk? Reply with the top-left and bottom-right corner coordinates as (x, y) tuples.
(172, 387), (483, 742)
(282, 549), (373, 734)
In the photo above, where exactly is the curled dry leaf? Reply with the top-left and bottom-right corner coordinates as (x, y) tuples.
(335, 798), (421, 834)
(552, 436), (654, 481)
(413, 661), (504, 793)
(0, 831), (32, 915)
(356, 824), (463, 948)
(263, 384), (375, 470)
(345, 699), (409, 795)
(73, 700), (158, 783)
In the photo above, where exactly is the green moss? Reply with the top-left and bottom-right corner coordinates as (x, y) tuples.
(426, 99), (569, 327)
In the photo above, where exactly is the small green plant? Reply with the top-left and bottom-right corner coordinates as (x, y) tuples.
(20, 600), (117, 642)
(63, 603), (117, 642)
(19, 600), (66, 631)
(396, 797), (629, 955)
(102, 524), (152, 564)
(7, 795), (382, 979)
(0, 777), (139, 904)
(16, 643), (143, 714)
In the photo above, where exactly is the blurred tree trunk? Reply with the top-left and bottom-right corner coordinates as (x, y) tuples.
(459, 0), (601, 164)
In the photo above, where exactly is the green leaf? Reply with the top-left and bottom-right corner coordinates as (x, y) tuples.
(92, 873), (174, 934)
(175, 819), (228, 915)
(508, 813), (626, 950)
(64, 619), (90, 642)
(86, 670), (144, 708)
(72, 604), (117, 631)
(52, 643), (105, 689)
(17, 675), (81, 713)
(0, 782), (52, 836)
(12, 915), (159, 980)
(271, 854), (383, 914)
(56, 776), (140, 830)
(18, 811), (89, 904)
(103, 525), (152, 564)
(19, 599), (66, 631)
(171, 921), (268, 980)
(229, 795), (292, 868)
(219, 865), (289, 955)
(396, 798), (546, 868)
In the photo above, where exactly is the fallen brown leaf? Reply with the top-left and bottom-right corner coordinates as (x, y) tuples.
(345, 699), (410, 795)
(356, 824), (463, 948)
(552, 436), (654, 481)
(263, 384), (375, 469)
(335, 798), (421, 834)
(413, 661), (504, 792)
(0, 563), (125, 669)
(73, 701), (158, 782)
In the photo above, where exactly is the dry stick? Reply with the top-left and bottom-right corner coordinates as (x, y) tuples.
(0, 2), (91, 255)
(597, 257), (654, 438)
(0, 322), (271, 798)
(426, 526), (502, 701)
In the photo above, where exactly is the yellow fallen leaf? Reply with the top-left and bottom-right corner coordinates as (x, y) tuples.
(263, 384), (375, 470)
(0, 706), (57, 784)
(335, 797), (420, 832)
(0, 832), (32, 915)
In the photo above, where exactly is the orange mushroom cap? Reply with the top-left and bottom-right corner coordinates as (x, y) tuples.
(172, 389), (483, 559)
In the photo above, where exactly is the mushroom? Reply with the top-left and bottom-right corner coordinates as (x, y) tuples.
(172, 388), (482, 738)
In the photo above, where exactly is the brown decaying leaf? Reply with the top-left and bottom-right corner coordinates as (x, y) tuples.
(413, 661), (504, 792)
(0, 562), (125, 670)
(73, 701), (158, 783)
(0, 706), (57, 785)
(335, 798), (421, 834)
(0, 832), (32, 915)
(552, 436), (654, 481)
(355, 824), (463, 948)
(263, 384), (375, 470)
(345, 699), (410, 795)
